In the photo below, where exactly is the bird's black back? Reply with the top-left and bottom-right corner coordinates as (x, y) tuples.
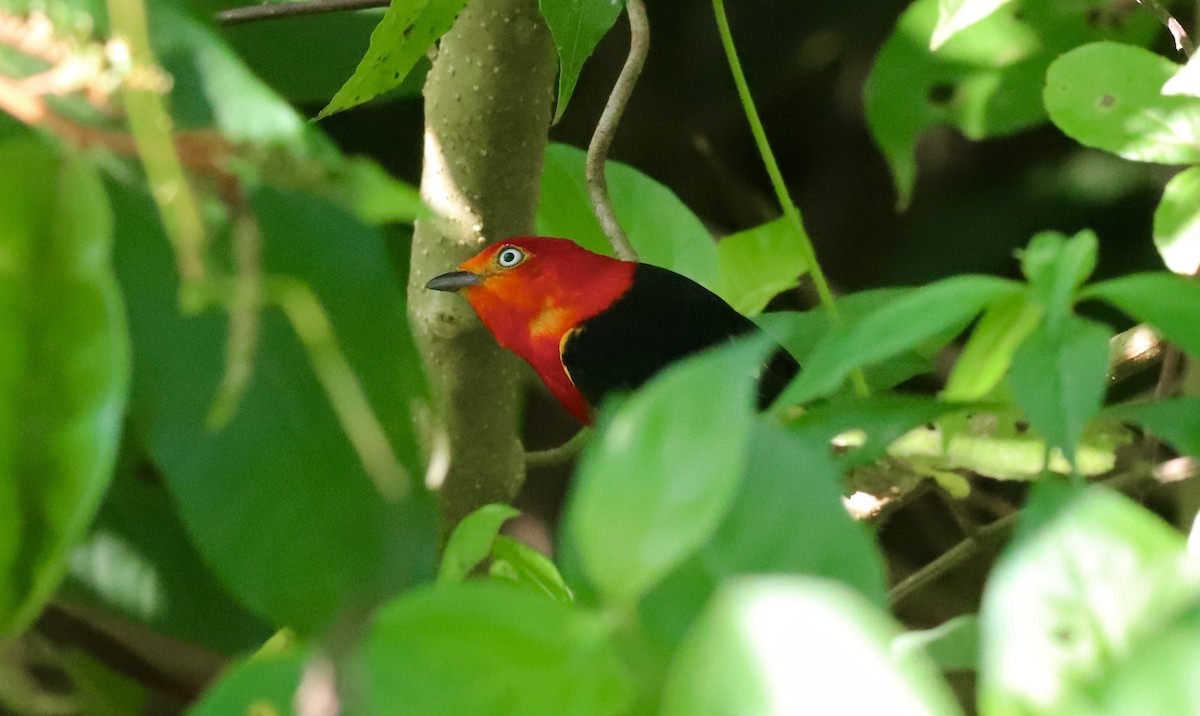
(561, 263), (799, 410)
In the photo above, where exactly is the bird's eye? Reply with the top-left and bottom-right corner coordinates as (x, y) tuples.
(496, 246), (525, 268)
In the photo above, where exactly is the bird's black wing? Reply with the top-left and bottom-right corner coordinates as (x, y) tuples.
(560, 263), (798, 409)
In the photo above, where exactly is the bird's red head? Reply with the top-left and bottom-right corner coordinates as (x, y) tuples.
(426, 237), (635, 423)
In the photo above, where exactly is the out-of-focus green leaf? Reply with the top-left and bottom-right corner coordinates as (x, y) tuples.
(112, 184), (435, 633)
(361, 582), (630, 714)
(866, 0), (1155, 206)
(1108, 397), (1200, 458)
(566, 339), (767, 607)
(0, 140), (129, 639)
(318, 0), (470, 119)
(1008, 317), (1110, 463)
(716, 217), (809, 316)
(942, 292), (1041, 401)
(980, 483), (1200, 715)
(894, 614), (980, 674)
(661, 577), (963, 716)
(439, 504), (519, 585)
(190, 645), (310, 716)
(489, 536), (573, 603)
(930, 0), (1013, 49)
(537, 143), (719, 291)
(538, 0), (625, 122)
(1154, 167), (1200, 275)
(1046, 42), (1200, 165)
(776, 276), (1022, 406)
(63, 453), (270, 656)
(1081, 272), (1200, 359)
(1018, 229), (1097, 333)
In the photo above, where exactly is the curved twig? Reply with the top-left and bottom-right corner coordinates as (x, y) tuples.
(216, 0), (388, 26)
(1134, 0), (1194, 57)
(525, 428), (591, 469)
(585, 0), (647, 262)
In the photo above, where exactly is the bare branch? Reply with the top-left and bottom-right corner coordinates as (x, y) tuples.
(216, 0), (388, 26)
(1135, 0), (1195, 57)
(585, 0), (648, 262)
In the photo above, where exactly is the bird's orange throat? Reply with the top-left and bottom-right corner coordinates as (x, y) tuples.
(460, 245), (635, 424)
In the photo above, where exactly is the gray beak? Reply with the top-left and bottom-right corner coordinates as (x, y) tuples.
(425, 270), (483, 292)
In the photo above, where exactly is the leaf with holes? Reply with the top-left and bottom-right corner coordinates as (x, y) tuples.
(980, 483), (1200, 714)
(1046, 42), (1200, 165)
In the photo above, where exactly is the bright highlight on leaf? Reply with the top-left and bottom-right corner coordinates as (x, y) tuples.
(930, 0), (1014, 50)
(1154, 167), (1200, 275)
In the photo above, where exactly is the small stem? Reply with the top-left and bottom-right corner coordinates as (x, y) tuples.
(525, 428), (591, 469)
(1134, 0), (1195, 56)
(585, 0), (647, 262)
(216, 0), (388, 25)
(107, 0), (209, 302)
(710, 0), (868, 395)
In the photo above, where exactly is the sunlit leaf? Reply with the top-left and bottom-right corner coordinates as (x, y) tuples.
(930, 0), (1014, 49)
(942, 292), (1041, 401)
(1153, 166), (1200, 275)
(1045, 42), (1200, 165)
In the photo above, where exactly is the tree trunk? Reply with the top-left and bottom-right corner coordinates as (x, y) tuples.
(407, 0), (556, 534)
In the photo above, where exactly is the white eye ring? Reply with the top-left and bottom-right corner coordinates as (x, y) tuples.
(496, 246), (525, 268)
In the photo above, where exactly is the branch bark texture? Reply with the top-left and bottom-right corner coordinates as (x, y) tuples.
(407, 0), (556, 533)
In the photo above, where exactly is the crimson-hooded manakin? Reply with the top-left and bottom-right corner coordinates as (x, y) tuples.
(425, 237), (799, 424)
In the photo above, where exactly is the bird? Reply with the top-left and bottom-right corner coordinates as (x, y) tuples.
(425, 237), (799, 425)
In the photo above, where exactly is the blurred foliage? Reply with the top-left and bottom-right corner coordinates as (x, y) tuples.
(0, 0), (1199, 714)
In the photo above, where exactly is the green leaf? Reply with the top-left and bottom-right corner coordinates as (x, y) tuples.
(1107, 397), (1200, 458)
(539, 0), (626, 122)
(361, 582), (630, 714)
(190, 646), (310, 716)
(979, 483), (1200, 715)
(930, 0), (1014, 50)
(489, 535), (573, 603)
(942, 293), (1042, 401)
(661, 576), (963, 716)
(0, 140), (129, 638)
(439, 504), (520, 585)
(537, 143), (719, 291)
(112, 184), (435, 633)
(318, 0), (470, 119)
(867, 0), (1156, 206)
(894, 614), (980, 673)
(1008, 316), (1110, 463)
(1045, 42), (1200, 165)
(1154, 166), (1200, 275)
(63, 453), (271, 656)
(776, 275), (1022, 405)
(1018, 229), (1098, 332)
(716, 217), (810, 316)
(1081, 272), (1200, 359)
(566, 339), (767, 606)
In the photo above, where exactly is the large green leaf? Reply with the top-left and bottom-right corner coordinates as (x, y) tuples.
(318, 0), (471, 119)
(980, 483), (1200, 714)
(360, 582), (630, 714)
(1153, 166), (1200, 275)
(112, 183), (435, 633)
(0, 139), (129, 638)
(1107, 397), (1200, 458)
(537, 143), (719, 291)
(776, 275), (1022, 405)
(566, 339), (766, 607)
(1008, 316), (1111, 463)
(1081, 272), (1200, 359)
(866, 0), (1155, 206)
(716, 217), (810, 316)
(1045, 42), (1200, 165)
(538, 0), (625, 122)
(661, 576), (962, 716)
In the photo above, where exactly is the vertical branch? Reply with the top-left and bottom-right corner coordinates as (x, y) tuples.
(407, 0), (557, 533)
(585, 0), (648, 262)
